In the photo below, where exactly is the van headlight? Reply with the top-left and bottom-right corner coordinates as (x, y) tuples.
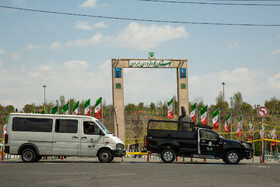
(116, 143), (124, 150)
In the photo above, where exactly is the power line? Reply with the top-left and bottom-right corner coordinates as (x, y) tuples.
(139, 0), (280, 6)
(1, 5), (280, 27)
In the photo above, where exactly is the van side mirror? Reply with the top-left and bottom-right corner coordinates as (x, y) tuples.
(99, 131), (105, 136)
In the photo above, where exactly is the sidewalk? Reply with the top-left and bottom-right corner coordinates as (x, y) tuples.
(2, 155), (280, 164)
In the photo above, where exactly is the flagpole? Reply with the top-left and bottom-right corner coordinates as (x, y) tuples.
(173, 96), (175, 120)
(101, 99), (103, 123)
(241, 113), (243, 142)
(230, 113), (232, 140)
(218, 108), (220, 135)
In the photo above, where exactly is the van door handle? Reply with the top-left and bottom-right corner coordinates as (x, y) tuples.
(72, 136), (78, 139)
(81, 136), (87, 139)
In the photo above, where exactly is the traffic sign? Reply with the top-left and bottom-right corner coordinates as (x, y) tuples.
(257, 106), (269, 118)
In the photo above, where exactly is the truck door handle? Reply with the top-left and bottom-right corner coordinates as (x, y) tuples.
(72, 136), (78, 139)
(81, 136), (87, 139)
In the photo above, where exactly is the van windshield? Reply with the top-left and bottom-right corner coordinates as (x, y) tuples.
(96, 120), (111, 134)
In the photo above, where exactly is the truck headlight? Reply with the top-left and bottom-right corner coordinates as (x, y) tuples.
(242, 143), (250, 149)
(116, 143), (124, 150)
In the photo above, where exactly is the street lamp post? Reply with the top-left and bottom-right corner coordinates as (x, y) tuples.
(43, 85), (47, 107)
(221, 82), (225, 102)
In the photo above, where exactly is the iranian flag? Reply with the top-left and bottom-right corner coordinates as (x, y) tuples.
(271, 128), (276, 146)
(84, 99), (90, 116)
(248, 119), (254, 141)
(62, 103), (69, 115)
(167, 98), (174, 119)
(224, 113), (231, 133)
(40, 107), (46, 114)
(236, 116), (242, 137)
(73, 101), (79, 115)
(51, 106), (58, 114)
(190, 103), (196, 123)
(95, 97), (102, 119)
(201, 105), (208, 125)
(212, 109), (219, 130)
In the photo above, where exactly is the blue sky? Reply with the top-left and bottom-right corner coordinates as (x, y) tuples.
(0, 0), (280, 110)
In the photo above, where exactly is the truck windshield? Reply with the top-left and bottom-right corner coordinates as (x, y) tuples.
(96, 120), (111, 134)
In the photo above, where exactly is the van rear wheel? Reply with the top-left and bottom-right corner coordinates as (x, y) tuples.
(21, 148), (36, 162)
(98, 149), (112, 163)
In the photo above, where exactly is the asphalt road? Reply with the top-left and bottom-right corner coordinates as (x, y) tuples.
(1, 158), (280, 187)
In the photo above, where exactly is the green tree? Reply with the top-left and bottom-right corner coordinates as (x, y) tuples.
(265, 97), (280, 113)
(150, 102), (156, 110)
(241, 102), (253, 113)
(230, 92), (243, 111)
(5, 105), (15, 113)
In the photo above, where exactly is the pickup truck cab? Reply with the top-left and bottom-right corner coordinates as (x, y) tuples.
(145, 119), (253, 164)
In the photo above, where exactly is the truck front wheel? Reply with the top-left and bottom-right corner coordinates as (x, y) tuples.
(224, 150), (241, 164)
(161, 149), (176, 163)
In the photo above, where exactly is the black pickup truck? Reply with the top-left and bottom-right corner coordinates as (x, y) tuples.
(145, 114), (253, 164)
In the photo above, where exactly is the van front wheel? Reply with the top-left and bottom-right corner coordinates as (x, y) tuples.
(98, 149), (112, 163)
(21, 148), (36, 162)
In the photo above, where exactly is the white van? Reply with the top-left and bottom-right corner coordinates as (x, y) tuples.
(4, 113), (125, 163)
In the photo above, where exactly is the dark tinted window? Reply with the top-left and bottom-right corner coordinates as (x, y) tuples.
(55, 119), (78, 133)
(12, 117), (53, 132)
(83, 121), (101, 135)
(200, 130), (218, 140)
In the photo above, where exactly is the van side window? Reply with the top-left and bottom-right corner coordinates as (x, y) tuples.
(83, 122), (101, 135)
(12, 117), (53, 132)
(55, 119), (78, 133)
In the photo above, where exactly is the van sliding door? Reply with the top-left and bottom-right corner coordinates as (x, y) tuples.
(52, 119), (79, 156)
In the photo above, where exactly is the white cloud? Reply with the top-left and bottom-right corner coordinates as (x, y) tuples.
(227, 41), (239, 49)
(26, 44), (46, 50)
(11, 52), (21, 60)
(116, 22), (189, 50)
(189, 68), (274, 106)
(0, 48), (6, 55)
(63, 60), (89, 70)
(0, 60), (2, 67)
(75, 21), (109, 31)
(0, 59), (112, 109)
(94, 21), (108, 28)
(80, 0), (99, 8)
(28, 22), (188, 50)
(268, 49), (280, 55)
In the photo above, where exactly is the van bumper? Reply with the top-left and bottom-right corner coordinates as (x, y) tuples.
(112, 149), (126, 157)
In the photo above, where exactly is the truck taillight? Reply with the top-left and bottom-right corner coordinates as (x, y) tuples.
(145, 137), (148, 147)
(4, 134), (8, 144)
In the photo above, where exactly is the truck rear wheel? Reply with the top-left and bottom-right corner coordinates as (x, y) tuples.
(225, 150), (241, 164)
(161, 149), (176, 163)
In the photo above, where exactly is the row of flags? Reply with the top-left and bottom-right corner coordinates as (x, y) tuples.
(189, 102), (277, 144)
(40, 97), (102, 119)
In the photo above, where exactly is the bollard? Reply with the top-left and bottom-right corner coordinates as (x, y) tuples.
(176, 156), (178, 162)
(147, 153), (150, 162)
(61, 156), (64, 161)
(204, 158), (206, 162)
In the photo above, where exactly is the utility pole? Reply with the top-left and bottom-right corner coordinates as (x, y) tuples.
(221, 82), (225, 102)
(43, 85), (47, 108)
